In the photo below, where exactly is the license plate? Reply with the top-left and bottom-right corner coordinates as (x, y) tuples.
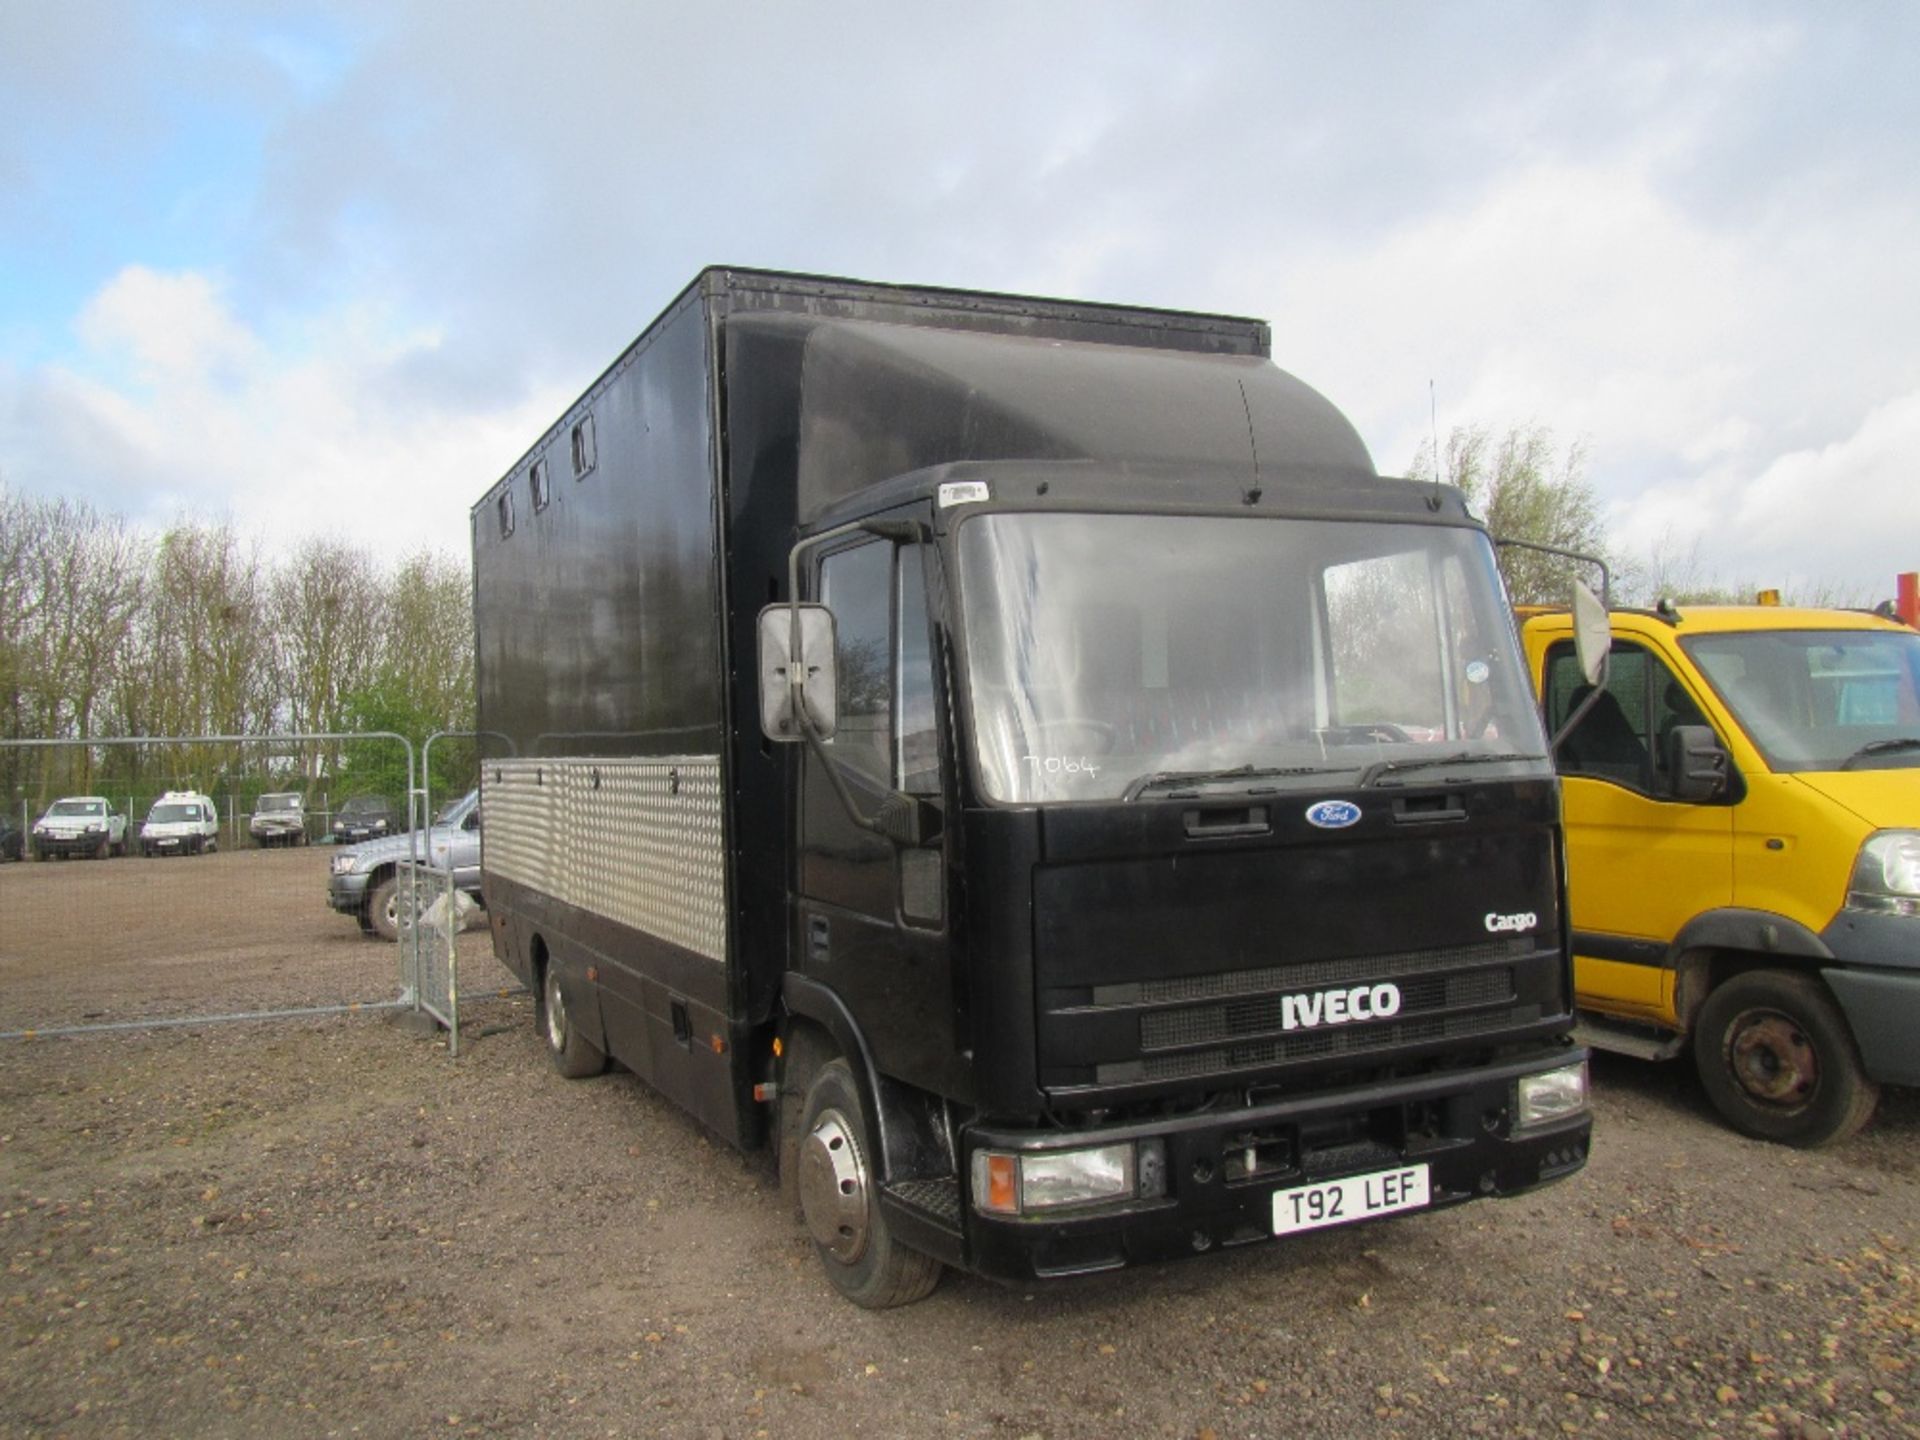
(158, 838), (180, 847)
(1272, 1164), (1430, 1236)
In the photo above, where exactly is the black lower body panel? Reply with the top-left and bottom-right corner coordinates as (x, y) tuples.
(961, 1045), (1589, 1283)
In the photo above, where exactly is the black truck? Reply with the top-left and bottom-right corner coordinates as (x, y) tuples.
(471, 268), (1592, 1307)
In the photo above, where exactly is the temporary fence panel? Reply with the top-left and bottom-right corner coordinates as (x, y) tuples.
(0, 732), (425, 1038)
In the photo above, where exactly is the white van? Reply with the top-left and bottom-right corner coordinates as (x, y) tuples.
(140, 791), (220, 857)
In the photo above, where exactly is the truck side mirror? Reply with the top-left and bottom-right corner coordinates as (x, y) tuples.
(1665, 724), (1729, 801)
(1571, 579), (1609, 687)
(757, 603), (838, 743)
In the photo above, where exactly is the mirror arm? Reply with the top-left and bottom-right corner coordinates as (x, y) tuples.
(781, 518), (929, 843)
(1492, 537), (1612, 607)
(792, 703), (897, 839)
(1548, 687), (1607, 753)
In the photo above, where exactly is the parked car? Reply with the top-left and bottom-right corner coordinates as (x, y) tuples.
(328, 789), (482, 941)
(0, 812), (23, 862)
(139, 791), (220, 857)
(330, 794), (402, 843)
(250, 792), (308, 847)
(32, 796), (127, 859)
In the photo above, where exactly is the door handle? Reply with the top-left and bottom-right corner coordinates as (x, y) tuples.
(1183, 805), (1270, 839)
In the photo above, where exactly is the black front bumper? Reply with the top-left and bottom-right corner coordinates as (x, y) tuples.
(959, 1046), (1590, 1283)
(34, 834), (109, 856)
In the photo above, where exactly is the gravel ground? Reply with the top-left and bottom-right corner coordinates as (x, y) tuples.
(1, 852), (1916, 1439)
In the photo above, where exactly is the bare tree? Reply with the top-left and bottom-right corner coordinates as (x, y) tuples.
(17, 499), (148, 792)
(269, 539), (389, 782)
(1409, 425), (1610, 606)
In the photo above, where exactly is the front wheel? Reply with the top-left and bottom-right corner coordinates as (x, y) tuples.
(539, 961), (606, 1078)
(1693, 969), (1878, 1148)
(796, 1059), (942, 1309)
(366, 876), (401, 942)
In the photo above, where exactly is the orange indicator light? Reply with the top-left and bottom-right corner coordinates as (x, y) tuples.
(986, 1155), (1018, 1214)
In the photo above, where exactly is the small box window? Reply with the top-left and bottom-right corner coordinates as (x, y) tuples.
(571, 414), (597, 478)
(497, 490), (516, 538)
(529, 458), (550, 512)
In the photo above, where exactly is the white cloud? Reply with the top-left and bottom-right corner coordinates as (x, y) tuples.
(1230, 151), (1920, 595)
(1613, 389), (1920, 595)
(5, 265), (566, 561)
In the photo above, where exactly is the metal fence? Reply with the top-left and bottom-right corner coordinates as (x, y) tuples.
(0, 731), (480, 1041)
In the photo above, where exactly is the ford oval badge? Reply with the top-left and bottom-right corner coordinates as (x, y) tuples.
(1305, 799), (1362, 829)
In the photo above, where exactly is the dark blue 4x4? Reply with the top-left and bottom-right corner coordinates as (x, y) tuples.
(330, 795), (402, 843)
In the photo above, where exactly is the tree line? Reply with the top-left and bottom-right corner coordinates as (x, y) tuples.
(1410, 423), (1871, 610)
(0, 488), (473, 808)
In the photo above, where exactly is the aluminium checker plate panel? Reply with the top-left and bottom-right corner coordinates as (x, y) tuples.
(483, 757), (727, 964)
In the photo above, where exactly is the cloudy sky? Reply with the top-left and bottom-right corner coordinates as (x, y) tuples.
(3, 2), (1917, 600)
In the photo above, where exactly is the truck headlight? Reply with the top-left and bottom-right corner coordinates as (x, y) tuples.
(1847, 831), (1920, 917)
(1515, 1060), (1589, 1131)
(970, 1140), (1167, 1216)
(330, 853), (359, 875)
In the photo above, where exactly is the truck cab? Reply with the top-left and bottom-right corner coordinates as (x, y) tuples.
(767, 459), (1593, 1299)
(1521, 604), (1920, 1146)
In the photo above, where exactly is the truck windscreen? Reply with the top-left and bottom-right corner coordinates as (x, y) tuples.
(955, 513), (1549, 803)
(1683, 628), (1920, 773)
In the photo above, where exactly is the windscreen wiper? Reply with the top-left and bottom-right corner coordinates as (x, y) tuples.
(1358, 751), (1537, 788)
(1123, 764), (1335, 802)
(1840, 736), (1920, 771)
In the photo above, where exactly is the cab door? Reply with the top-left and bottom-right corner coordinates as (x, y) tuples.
(798, 525), (960, 1095)
(1544, 639), (1735, 1023)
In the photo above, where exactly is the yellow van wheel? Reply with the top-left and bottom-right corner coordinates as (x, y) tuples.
(1693, 970), (1878, 1148)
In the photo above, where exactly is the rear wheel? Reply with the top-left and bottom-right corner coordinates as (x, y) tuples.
(1693, 969), (1878, 1148)
(797, 1059), (942, 1309)
(538, 959), (606, 1078)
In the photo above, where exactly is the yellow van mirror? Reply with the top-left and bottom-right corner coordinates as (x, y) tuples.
(1571, 579), (1610, 687)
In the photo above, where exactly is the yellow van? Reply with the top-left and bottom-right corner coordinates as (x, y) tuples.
(1520, 604), (1919, 1146)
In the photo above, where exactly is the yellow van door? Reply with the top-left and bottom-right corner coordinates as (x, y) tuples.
(1544, 641), (1735, 1023)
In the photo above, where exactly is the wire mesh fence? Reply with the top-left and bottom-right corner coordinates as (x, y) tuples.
(0, 732), (514, 1040)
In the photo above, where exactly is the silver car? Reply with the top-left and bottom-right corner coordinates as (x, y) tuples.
(250, 792), (309, 847)
(326, 790), (482, 941)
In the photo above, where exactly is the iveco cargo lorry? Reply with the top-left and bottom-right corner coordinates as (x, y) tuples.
(472, 268), (1592, 1307)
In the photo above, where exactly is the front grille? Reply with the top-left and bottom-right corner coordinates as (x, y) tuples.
(1139, 970), (1515, 1051)
(1093, 938), (1530, 1008)
(1102, 1006), (1544, 1085)
(1042, 934), (1557, 1093)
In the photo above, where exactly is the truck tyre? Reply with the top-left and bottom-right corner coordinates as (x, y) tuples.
(367, 876), (402, 942)
(777, 1025), (834, 1217)
(1693, 970), (1878, 1148)
(539, 960), (607, 1079)
(94, 837), (109, 860)
(796, 1059), (942, 1309)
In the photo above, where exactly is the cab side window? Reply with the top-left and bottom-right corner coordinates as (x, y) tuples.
(1545, 641), (1714, 798)
(819, 542), (894, 788)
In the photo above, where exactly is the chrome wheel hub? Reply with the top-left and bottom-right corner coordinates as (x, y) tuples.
(544, 969), (567, 1052)
(799, 1107), (869, 1264)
